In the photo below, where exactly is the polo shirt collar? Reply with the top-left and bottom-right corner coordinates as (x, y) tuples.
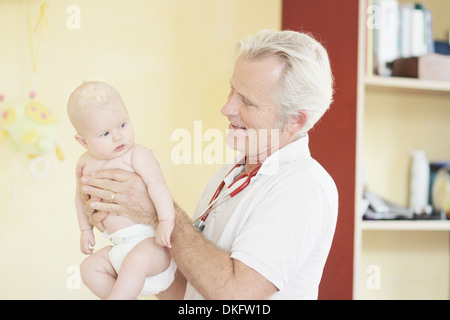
(225, 134), (311, 184)
(258, 134), (310, 176)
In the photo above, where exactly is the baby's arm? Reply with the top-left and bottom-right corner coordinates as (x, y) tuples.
(131, 145), (175, 248)
(75, 153), (95, 255)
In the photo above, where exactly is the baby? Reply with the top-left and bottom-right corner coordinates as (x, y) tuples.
(67, 81), (175, 299)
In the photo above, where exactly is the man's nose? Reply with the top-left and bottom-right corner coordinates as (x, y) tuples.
(221, 92), (240, 116)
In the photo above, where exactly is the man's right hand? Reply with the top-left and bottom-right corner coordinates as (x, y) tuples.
(81, 169), (159, 229)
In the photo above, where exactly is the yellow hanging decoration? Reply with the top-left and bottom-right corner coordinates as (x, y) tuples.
(27, 0), (49, 73)
(25, 101), (57, 125)
(34, 1), (49, 31)
(0, 95), (65, 161)
(0, 1), (65, 162)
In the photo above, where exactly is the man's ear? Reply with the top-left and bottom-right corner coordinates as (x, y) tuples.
(287, 110), (308, 134)
(74, 134), (88, 149)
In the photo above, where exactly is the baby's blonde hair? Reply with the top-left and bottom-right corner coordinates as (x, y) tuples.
(67, 81), (123, 130)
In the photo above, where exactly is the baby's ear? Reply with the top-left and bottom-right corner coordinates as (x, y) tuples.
(74, 134), (88, 149)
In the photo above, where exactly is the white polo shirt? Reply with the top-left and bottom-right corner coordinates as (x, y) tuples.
(184, 135), (338, 300)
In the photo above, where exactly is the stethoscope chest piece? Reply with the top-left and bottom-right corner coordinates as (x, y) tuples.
(193, 219), (205, 232)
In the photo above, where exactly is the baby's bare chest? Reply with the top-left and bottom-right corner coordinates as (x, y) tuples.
(83, 153), (134, 176)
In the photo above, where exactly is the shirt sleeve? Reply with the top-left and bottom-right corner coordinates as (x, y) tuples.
(229, 177), (329, 291)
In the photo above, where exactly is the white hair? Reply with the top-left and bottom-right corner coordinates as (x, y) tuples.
(233, 30), (334, 134)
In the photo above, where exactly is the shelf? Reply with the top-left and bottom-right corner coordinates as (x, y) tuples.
(365, 76), (450, 93)
(361, 220), (450, 231)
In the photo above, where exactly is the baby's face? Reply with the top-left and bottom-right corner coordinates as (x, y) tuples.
(77, 102), (135, 160)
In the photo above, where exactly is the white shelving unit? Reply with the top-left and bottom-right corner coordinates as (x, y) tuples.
(354, 0), (450, 299)
(365, 76), (450, 92)
(361, 220), (450, 231)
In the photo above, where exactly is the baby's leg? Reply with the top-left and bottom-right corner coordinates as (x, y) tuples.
(80, 246), (117, 299)
(106, 237), (171, 300)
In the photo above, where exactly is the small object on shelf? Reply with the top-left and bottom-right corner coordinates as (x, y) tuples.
(409, 150), (430, 214)
(391, 53), (450, 81)
(363, 191), (414, 220)
(434, 40), (450, 55)
(432, 166), (450, 219)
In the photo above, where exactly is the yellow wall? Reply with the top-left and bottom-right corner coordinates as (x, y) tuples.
(0, 0), (280, 299)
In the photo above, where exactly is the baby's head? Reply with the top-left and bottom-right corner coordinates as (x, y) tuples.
(67, 81), (135, 159)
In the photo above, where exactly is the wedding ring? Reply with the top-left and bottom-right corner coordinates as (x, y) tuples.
(109, 191), (116, 203)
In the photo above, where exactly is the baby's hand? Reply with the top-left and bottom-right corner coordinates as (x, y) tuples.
(80, 229), (95, 255)
(156, 220), (174, 248)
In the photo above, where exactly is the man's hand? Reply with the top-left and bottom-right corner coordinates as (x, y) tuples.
(81, 169), (159, 228)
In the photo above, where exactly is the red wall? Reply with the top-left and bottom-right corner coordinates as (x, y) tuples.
(282, 0), (359, 299)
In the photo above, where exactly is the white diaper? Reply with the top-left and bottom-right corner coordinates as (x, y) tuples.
(104, 224), (176, 296)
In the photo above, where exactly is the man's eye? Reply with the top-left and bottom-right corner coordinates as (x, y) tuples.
(242, 98), (254, 107)
(120, 122), (126, 128)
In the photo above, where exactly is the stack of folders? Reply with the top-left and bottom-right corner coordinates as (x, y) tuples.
(366, 0), (435, 77)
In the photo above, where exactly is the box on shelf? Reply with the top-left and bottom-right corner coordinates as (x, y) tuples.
(391, 53), (450, 81)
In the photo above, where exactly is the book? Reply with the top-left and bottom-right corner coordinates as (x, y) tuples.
(410, 3), (428, 56)
(399, 3), (413, 57)
(376, 0), (399, 76)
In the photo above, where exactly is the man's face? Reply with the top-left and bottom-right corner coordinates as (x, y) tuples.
(221, 55), (292, 164)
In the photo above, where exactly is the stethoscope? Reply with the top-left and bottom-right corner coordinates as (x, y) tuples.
(192, 159), (262, 232)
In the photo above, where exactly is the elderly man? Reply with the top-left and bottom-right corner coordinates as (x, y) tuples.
(81, 30), (338, 300)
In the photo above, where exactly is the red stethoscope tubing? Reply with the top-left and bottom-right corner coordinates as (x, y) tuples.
(197, 161), (262, 225)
